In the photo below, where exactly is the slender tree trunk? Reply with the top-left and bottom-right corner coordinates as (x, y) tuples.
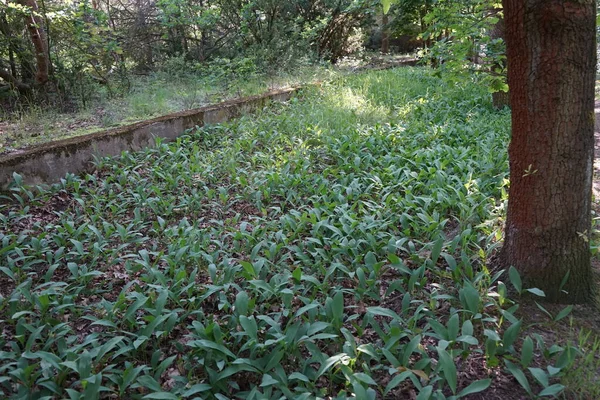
(489, 9), (508, 109)
(381, 13), (389, 54)
(9, 48), (17, 78)
(18, 0), (49, 85)
(0, 15), (18, 79)
(501, 0), (596, 303)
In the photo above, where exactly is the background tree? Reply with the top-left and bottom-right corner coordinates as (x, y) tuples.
(0, 0), (378, 109)
(501, 0), (597, 303)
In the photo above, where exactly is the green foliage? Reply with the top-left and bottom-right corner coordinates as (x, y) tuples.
(0, 62), (337, 151)
(1, 0), (378, 109)
(420, 0), (506, 93)
(0, 68), (584, 398)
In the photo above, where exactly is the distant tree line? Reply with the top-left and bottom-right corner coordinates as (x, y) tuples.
(0, 0), (504, 112)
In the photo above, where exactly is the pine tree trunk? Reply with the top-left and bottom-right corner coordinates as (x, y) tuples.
(501, 0), (596, 303)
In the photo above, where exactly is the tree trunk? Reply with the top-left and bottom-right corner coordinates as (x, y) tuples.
(18, 0), (49, 85)
(381, 13), (389, 54)
(501, 0), (596, 303)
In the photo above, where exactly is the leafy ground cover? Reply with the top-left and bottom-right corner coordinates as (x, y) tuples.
(0, 54), (413, 154)
(0, 67), (597, 399)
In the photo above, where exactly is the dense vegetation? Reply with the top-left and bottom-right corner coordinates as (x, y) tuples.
(0, 0), (504, 116)
(0, 62), (340, 151)
(1, 68), (595, 399)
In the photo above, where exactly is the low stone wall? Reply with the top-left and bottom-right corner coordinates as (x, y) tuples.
(0, 88), (297, 190)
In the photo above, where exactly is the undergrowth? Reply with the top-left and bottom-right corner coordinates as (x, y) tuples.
(0, 62), (337, 153)
(0, 68), (587, 399)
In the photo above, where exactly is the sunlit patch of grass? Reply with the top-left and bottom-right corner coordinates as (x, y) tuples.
(561, 330), (600, 399)
(0, 64), (339, 152)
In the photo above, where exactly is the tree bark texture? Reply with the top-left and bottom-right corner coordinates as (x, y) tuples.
(502, 0), (596, 303)
(18, 0), (49, 85)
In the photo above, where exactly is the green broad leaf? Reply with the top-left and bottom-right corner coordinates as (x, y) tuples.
(23, 351), (61, 370)
(502, 320), (521, 349)
(428, 318), (448, 340)
(437, 347), (457, 394)
(381, 0), (394, 14)
(240, 261), (256, 278)
(91, 319), (118, 328)
(442, 253), (457, 271)
(61, 360), (79, 374)
(155, 356), (176, 380)
(260, 374), (279, 387)
(143, 392), (179, 399)
(402, 335), (422, 366)
(559, 270), (571, 292)
(528, 367), (548, 387)
(357, 344), (379, 360)
(456, 335), (478, 346)
(521, 336), (534, 368)
(461, 320), (474, 336)
(365, 251), (377, 267)
(288, 372), (309, 382)
(508, 266), (522, 294)
(505, 360), (532, 396)
(239, 316), (258, 340)
(235, 291), (249, 316)
(457, 378), (491, 397)
(538, 384), (565, 397)
(295, 303), (319, 318)
(384, 371), (412, 395)
(547, 366), (562, 376)
(0, 267), (15, 280)
(134, 336), (149, 349)
(264, 349), (285, 372)
(554, 305), (573, 322)
(0, 242), (17, 257)
(309, 333), (338, 340)
(189, 339), (236, 359)
(98, 335), (125, 356)
(416, 385), (433, 400)
(316, 353), (347, 378)
(484, 329), (501, 342)
(366, 306), (402, 321)
(352, 380), (368, 400)
(301, 274), (322, 286)
(12, 311), (35, 319)
(526, 288), (545, 297)
(446, 314), (459, 341)
(430, 237), (444, 264)
(307, 321), (331, 336)
(217, 363), (259, 381)
(353, 372), (377, 386)
(332, 290), (345, 321)
(124, 295), (148, 321)
(556, 345), (579, 369)
(535, 302), (553, 319)
(459, 284), (480, 314)
(183, 383), (212, 397)
(70, 239), (85, 255)
(292, 267), (302, 282)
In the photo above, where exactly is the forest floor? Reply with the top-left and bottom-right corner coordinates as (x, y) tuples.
(0, 67), (599, 399)
(0, 54), (415, 154)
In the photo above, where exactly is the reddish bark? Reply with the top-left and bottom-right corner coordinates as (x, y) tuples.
(501, 0), (596, 303)
(18, 0), (49, 85)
